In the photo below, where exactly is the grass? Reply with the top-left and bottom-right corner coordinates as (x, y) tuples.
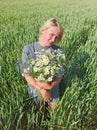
(0, 0), (97, 129)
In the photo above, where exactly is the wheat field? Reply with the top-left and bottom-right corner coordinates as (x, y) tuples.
(0, 0), (97, 129)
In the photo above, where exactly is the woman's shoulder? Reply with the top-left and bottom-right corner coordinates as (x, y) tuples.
(23, 43), (34, 48)
(23, 42), (38, 51)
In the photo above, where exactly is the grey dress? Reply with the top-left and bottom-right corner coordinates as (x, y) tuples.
(22, 42), (64, 102)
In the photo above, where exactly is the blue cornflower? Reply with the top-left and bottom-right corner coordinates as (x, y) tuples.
(20, 69), (24, 76)
(15, 60), (19, 68)
(59, 67), (65, 73)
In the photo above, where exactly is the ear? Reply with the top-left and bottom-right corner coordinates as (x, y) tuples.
(40, 29), (45, 35)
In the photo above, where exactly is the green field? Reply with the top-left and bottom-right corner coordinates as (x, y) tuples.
(0, 0), (97, 129)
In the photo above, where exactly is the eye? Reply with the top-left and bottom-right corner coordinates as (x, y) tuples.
(55, 36), (58, 40)
(49, 32), (59, 41)
(49, 33), (54, 37)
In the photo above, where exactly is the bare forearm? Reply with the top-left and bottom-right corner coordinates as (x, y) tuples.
(50, 77), (62, 88)
(23, 68), (42, 91)
(24, 73), (52, 100)
(24, 74), (42, 91)
(23, 68), (62, 90)
(37, 77), (62, 90)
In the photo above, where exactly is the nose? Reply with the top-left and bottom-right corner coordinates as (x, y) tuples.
(51, 36), (57, 43)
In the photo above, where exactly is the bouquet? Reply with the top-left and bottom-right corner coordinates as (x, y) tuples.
(27, 48), (66, 83)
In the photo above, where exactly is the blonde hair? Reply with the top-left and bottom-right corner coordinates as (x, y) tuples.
(39, 18), (63, 42)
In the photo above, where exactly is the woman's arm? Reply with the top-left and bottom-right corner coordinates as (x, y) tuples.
(36, 77), (62, 90)
(23, 68), (62, 90)
(23, 68), (52, 100)
(23, 68), (42, 91)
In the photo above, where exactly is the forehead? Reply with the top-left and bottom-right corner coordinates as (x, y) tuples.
(45, 26), (61, 35)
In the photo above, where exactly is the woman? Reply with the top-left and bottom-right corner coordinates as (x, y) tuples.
(22, 18), (64, 110)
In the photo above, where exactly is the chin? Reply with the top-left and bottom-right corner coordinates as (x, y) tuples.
(47, 42), (54, 47)
(47, 45), (52, 47)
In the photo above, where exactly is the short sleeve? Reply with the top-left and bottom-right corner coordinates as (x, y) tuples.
(22, 45), (29, 68)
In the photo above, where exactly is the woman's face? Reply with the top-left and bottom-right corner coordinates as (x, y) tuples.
(40, 26), (61, 47)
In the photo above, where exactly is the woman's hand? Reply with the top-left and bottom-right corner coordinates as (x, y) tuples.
(36, 80), (51, 90)
(39, 89), (51, 100)
(36, 77), (62, 90)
